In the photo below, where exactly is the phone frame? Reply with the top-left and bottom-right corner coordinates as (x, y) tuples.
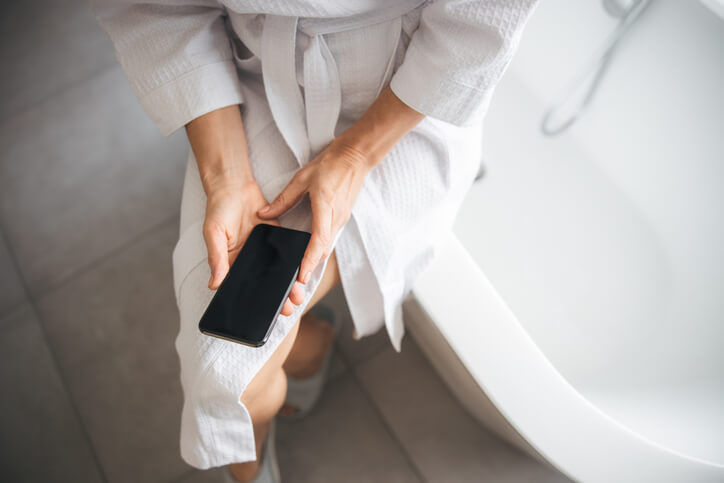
(197, 222), (309, 348)
(198, 266), (299, 347)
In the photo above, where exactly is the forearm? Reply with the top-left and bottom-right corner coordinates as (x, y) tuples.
(185, 105), (256, 194)
(336, 85), (426, 170)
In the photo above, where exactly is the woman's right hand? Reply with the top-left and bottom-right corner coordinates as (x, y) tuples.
(186, 105), (305, 317)
(203, 179), (306, 317)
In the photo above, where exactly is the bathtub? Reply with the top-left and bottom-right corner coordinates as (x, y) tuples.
(402, 2), (724, 480)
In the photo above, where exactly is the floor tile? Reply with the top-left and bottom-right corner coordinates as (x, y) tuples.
(36, 220), (189, 483)
(0, 304), (103, 483)
(176, 375), (422, 483)
(0, 230), (25, 317)
(328, 351), (347, 380)
(355, 337), (571, 483)
(0, 0), (116, 121)
(324, 285), (391, 365)
(276, 375), (422, 483)
(0, 65), (189, 295)
(175, 466), (229, 483)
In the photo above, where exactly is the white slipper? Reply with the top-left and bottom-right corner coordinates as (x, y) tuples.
(281, 304), (340, 420)
(223, 417), (280, 483)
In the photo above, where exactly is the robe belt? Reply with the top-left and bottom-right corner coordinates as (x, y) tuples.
(261, 0), (425, 168)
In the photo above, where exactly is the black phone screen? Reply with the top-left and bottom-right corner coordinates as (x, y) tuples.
(198, 223), (310, 347)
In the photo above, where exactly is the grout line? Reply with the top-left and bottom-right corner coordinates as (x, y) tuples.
(333, 339), (388, 369)
(327, 349), (349, 383)
(332, 320), (390, 367)
(0, 218), (30, 321)
(30, 214), (179, 299)
(168, 467), (197, 483)
(0, 298), (29, 323)
(335, 348), (429, 483)
(352, 339), (389, 364)
(0, 225), (110, 483)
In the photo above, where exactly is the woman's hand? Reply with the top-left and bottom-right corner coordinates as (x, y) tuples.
(256, 140), (372, 285)
(186, 105), (305, 317)
(202, 179), (272, 287)
(256, 86), (425, 285)
(202, 179), (306, 316)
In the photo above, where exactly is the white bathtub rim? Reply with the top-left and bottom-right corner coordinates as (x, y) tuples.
(412, 233), (724, 481)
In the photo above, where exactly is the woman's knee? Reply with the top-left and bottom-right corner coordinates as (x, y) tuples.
(301, 250), (340, 317)
(240, 316), (301, 410)
(239, 248), (340, 411)
(242, 365), (287, 422)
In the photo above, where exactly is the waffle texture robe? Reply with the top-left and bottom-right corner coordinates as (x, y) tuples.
(93, 0), (538, 469)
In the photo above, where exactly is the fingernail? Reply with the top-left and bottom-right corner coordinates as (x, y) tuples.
(259, 205), (270, 213)
(303, 271), (311, 284)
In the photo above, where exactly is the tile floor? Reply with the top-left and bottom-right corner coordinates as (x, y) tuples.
(0, 2), (572, 482)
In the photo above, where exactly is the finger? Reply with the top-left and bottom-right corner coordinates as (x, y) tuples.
(257, 172), (306, 219)
(280, 298), (295, 317)
(299, 195), (333, 284)
(203, 221), (230, 290)
(288, 281), (305, 306)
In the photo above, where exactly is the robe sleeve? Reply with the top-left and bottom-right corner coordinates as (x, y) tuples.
(91, 0), (244, 136)
(390, 0), (539, 126)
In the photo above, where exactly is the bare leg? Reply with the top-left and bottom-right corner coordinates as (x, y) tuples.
(229, 251), (341, 482)
(277, 251), (340, 415)
(283, 251), (340, 377)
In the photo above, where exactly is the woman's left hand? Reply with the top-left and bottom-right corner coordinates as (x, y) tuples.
(256, 139), (372, 285)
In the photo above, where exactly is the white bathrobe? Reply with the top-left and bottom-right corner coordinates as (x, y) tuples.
(93, 0), (538, 469)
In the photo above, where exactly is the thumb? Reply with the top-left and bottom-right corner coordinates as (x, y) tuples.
(203, 221), (230, 290)
(257, 173), (306, 219)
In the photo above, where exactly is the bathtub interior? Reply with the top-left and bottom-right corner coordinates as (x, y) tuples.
(450, 0), (724, 466)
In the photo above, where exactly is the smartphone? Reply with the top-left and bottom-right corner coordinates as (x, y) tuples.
(198, 223), (311, 347)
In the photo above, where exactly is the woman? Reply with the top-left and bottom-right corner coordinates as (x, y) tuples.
(93, 0), (538, 481)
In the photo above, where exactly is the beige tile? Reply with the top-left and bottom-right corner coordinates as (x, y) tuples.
(355, 338), (571, 483)
(36, 220), (190, 483)
(0, 0), (116, 121)
(328, 351), (347, 380)
(175, 466), (230, 483)
(276, 375), (422, 483)
(0, 231), (25, 317)
(0, 66), (188, 295)
(177, 374), (420, 483)
(0, 304), (103, 482)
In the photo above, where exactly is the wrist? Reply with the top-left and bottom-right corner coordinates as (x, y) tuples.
(334, 129), (384, 171)
(337, 86), (425, 170)
(327, 139), (376, 174)
(204, 176), (259, 210)
(185, 105), (257, 194)
(198, 152), (256, 195)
